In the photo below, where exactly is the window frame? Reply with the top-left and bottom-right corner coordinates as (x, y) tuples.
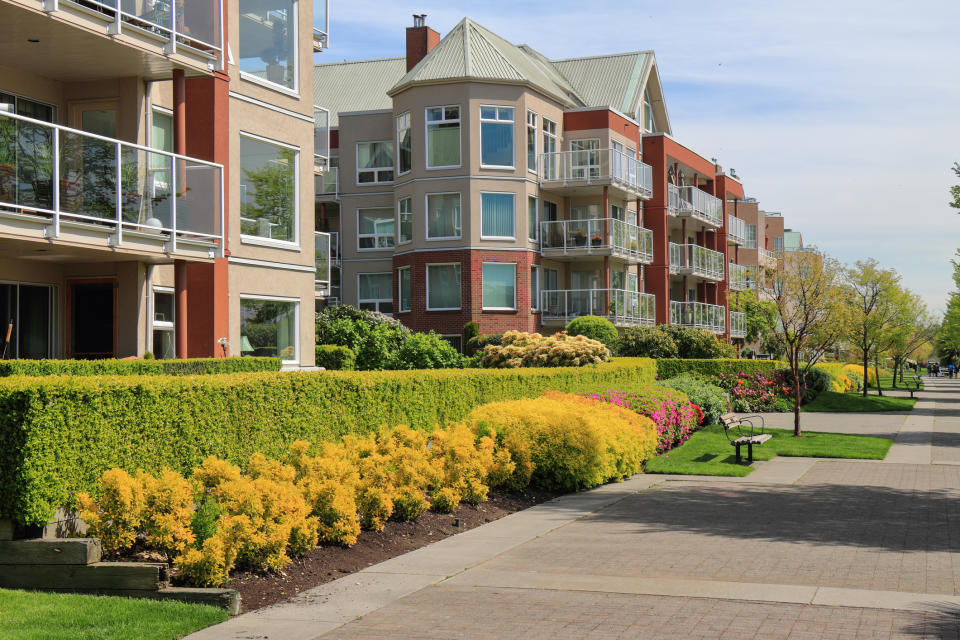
(425, 105), (462, 170)
(357, 207), (396, 252)
(425, 192), (462, 241)
(238, 131), (301, 249)
(480, 191), (516, 241)
(396, 111), (412, 176)
(397, 266), (412, 313)
(357, 272), (394, 315)
(356, 140), (395, 185)
(425, 262), (462, 311)
(531, 264), (540, 311)
(238, 294), (300, 364)
(440, 335), (463, 353)
(479, 104), (516, 169)
(526, 110), (538, 174)
(481, 262), (517, 311)
(151, 286), (175, 359)
(527, 195), (538, 242)
(237, 0), (300, 96)
(643, 89), (655, 133)
(397, 196), (413, 245)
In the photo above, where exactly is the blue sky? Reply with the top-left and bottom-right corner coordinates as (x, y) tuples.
(319, 0), (960, 313)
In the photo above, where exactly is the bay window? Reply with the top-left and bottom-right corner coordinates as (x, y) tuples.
(528, 195), (538, 242)
(531, 265), (540, 310)
(426, 263), (461, 310)
(358, 208), (395, 250)
(527, 110), (537, 173)
(426, 105), (460, 168)
(482, 263), (516, 310)
(480, 105), (514, 167)
(426, 193), (461, 239)
(396, 112), (411, 174)
(481, 192), (515, 239)
(398, 266), (411, 313)
(398, 197), (413, 244)
(357, 141), (394, 184)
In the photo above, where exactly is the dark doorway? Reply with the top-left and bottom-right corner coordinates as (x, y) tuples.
(0, 283), (55, 359)
(69, 280), (115, 359)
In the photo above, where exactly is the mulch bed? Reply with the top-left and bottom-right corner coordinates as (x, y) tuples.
(223, 488), (559, 613)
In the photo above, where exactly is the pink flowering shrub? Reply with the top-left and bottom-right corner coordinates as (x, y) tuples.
(587, 387), (703, 455)
(715, 371), (785, 412)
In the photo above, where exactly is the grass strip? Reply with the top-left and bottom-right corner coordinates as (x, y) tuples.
(802, 391), (916, 413)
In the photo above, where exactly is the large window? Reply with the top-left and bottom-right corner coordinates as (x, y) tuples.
(426, 105), (460, 168)
(240, 296), (299, 363)
(398, 197), (413, 244)
(481, 192), (515, 239)
(482, 263), (516, 310)
(238, 0), (298, 91)
(542, 117), (558, 179)
(526, 110), (537, 173)
(531, 265), (539, 310)
(358, 208), (395, 250)
(426, 263), (461, 310)
(398, 267), (411, 313)
(357, 141), (394, 184)
(358, 273), (393, 315)
(570, 138), (600, 179)
(240, 134), (298, 243)
(528, 195), (538, 242)
(643, 89), (655, 133)
(426, 193), (461, 239)
(0, 282), (56, 359)
(152, 287), (175, 359)
(480, 105), (514, 168)
(396, 112), (411, 175)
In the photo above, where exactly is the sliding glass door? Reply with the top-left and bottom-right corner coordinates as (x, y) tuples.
(0, 282), (57, 359)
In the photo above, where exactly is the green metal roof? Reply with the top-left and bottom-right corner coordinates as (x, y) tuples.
(552, 51), (652, 116)
(313, 56), (406, 126)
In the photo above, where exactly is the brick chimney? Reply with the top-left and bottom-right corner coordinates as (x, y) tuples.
(406, 14), (440, 72)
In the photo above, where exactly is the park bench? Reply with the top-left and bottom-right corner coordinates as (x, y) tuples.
(904, 376), (922, 399)
(721, 413), (771, 464)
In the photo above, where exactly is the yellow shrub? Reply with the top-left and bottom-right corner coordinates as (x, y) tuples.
(76, 468), (145, 552)
(481, 331), (610, 368)
(138, 469), (196, 558)
(429, 424), (494, 509)
(842, 364), (876, 387)
(288, 441), (361, 546)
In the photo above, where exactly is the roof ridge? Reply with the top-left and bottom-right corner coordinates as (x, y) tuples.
(552, 50), (654, 63)
(314, 56), (405, 68)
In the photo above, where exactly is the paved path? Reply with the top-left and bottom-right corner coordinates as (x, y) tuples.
(190, 377), (960, 640)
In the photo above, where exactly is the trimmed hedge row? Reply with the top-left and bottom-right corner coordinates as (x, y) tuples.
(655, 358), (787, 380)
(0, 358), (656, 525)
(0, 357), (281, 377)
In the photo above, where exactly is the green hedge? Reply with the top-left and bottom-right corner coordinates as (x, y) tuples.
(655, 358), (787, 380)
(0, 357), (281, 377)
(315, 345), (356, 370)
(0, 357), (655, 525)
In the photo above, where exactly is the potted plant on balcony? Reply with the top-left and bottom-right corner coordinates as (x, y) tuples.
(591, 233), (603, 247)
(574, 228), (587, 247)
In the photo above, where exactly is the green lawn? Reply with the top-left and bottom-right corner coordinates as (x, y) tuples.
(874, 375), (924, 391)
(802, 391), (916, 413)
(645, 424), (893, 477)
(0, 589), (229, 640)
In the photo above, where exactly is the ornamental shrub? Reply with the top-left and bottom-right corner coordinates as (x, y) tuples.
(715, 371), (781, 412)
(659, 374), (728, 426)
(481, 331), (610, 368)
(774, 367), (832, 399)
(587, 386), (702, 455)
(659, 325), (735, 359)
(392, 332), (466, 370)
(655, 358), (786, 380)
(315, 345), (356, 371)
(466, 333), (503, 355)
(463, 322), (480, 351)
(0, 357), (280, 377)
(565, 316), (618, 350)
(617, 326), (679, 358)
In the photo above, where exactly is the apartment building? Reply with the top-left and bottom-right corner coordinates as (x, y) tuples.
(0, 0), (330, 365)
(314, 16), (759, 348)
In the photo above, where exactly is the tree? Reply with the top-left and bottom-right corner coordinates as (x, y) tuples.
(936, 251), (960, 365)
(888, 306), (937, 386)
(768, 252), (848, 436)
(731, 288), (778, 346)
(950, 163), (960, 212)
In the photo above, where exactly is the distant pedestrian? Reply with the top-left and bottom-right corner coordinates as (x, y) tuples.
(951, 364), (956, 379)
(935, 363), (941, 377)
(927, 362), (933, 376)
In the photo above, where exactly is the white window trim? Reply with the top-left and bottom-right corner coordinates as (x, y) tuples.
(397, 197), (413, 245)
(531, 264), (540, 311)
(526, 110), (538, 175)
(238, 131), (301, 249)
(479, 190), (516, 241)
(238, 294), (300, 365)
(397, 266), (411, 313)
(425, 192), (462, 241)
(355, 140), (395, 186)
(152, 286), (175, 329)
(481, 261), (518, 311)
(357, 207), (396, 252)
(425, 262), (462, 311)
(237, 0), (300, 96)
(479, 104), (516, 170)
(542, 117), (558, 152)
(396, 111), (412, 176)
(527, 194), (538, 243)
(357, 272), (394, 316)
(425, 104), (462, 170)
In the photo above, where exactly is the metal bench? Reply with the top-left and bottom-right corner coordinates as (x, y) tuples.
(905, 376), (922, 399)
(721, 413), (772, 464)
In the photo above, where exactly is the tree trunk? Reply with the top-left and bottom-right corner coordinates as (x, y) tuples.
(793, 355), (802, 437)
(874, 356), (883, 397)
(892, 359), (899, 389)
(862, 352), (869, 398)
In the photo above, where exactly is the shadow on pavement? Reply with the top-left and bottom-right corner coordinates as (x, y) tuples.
(902, 602), (960, 638)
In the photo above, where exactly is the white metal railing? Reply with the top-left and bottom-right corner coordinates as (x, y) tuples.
(315, 231), (330, 284)
(670, 300), (725, 334)
(314, 106), (329, 171)
(539, 148), (653, 198)
(539, 218), (653, 262)
(57, 0), (223, 63)
(727, 214), (747, 245)
(667, 184), (723, 227)
(0, 110), (223, 254)
(729, 263), (755, 291)
(668, 243), (724, 280)
(730, 311), (747, 339)
(758, 247), (777, 267)
(541, 289), (655, 327)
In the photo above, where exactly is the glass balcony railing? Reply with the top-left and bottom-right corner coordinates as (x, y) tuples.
(539, 148), (653, 198)
(667, 184), (723, 227)
(315, 231), (330, 284)
(727, 214), (747, 245)
(318, 166), (338, 197)
(328, 230), (340, 265)
(730, 311), (747, 339)
(758, 247), (778, 267)
(729, 263), (755, 291)
(541, 289), (655, 327)
(670, 301), (725, 334)
(314, 107), (330, 171)
(539, 218), (653, 262)
(0, 110), (223, 254)
(668, 243), (725, 280)
(313, 0), (330, 50)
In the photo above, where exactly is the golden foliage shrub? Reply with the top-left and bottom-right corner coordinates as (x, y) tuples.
(137, 469), (196, 558)
(76, 468), (145, 552)
(481, 331), (610, 368)
(287, 441), (360, 546)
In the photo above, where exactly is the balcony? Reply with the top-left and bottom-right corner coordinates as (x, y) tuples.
(539, 148), (653, 200)
(667, 184), (722, 227)
(668, 243), (724, 281)
(727, 214), (747, 245)
(541, 289), (655, 327)
(0, 110), (223, 260)
(315, 231), (330, 287)
(540, 218), (653, 263)
(729, 263), (755, 291)
(670, 301), (725, 334)
(730, 311), (747, 339)
(758, 248), (778, 268)
(317, 166), (338, 200)
(313, 0), (329, 51)
(314, 107), (330, 175)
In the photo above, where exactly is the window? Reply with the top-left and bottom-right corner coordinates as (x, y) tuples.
(151, 109), (173, 153)
(481, 192), (515, 239)
(526, 110), (537, 173)
(0, 283), (56, 359)
(531, 265), (539, 310)
(543, 267), (559, 291)
(570, 139), (600, 179)
(745, 224), (758, 249)
(528, 195), (538, 242)
(426, 105), (460, 168)
(643, 89), (655, 133)
(152, 287), (175, 359)
(480, 105), (514, 167)
(426, 193), (461, 239)
(482, 263), (516, 310)
(358, 208), (395, 250)
(150, 108), (174, 203)
(396, 112), (411, 175)
(398, 267), (411, 312)
(426, 263), (461, 310)
(357, 141), (394, 184)
(238, 0), (297, 91)
(610, 204), (624, 220)
(0, 91), (56, 123)
(358, 273), (393, 315)
(542, 117), (557, 179)
(240, 134), (298, 243)
(398, 197), (413, 244)
(240, 297), (299, 363)
(774, 237), (784, 252)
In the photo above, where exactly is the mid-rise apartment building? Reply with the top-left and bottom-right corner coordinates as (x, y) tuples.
(0, 0), (331, 366)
